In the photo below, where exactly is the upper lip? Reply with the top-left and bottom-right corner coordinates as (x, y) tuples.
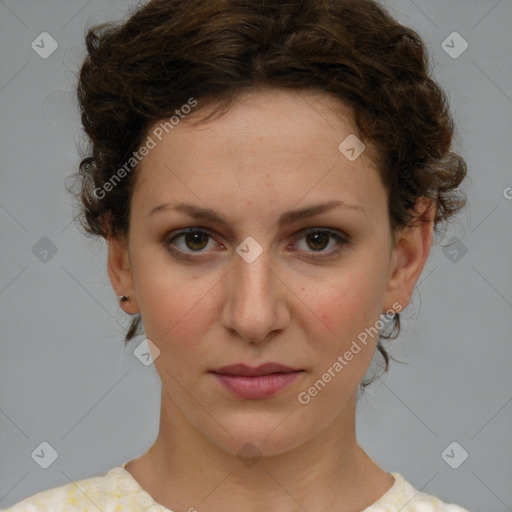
(211, 363), (301, 376)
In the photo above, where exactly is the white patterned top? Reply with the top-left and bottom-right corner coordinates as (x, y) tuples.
(3, 461), (472, 512)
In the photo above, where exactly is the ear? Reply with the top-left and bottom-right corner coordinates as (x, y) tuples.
(106, 236), (140, 315)
(382, 198), (437, 313)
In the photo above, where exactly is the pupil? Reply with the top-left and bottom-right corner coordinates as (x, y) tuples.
(186, 232), (208, 250)
(307, 232), (328, 251)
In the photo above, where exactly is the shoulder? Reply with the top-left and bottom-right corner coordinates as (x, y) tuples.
(365, 473), (473, 512)
(2, 467), (147, 512)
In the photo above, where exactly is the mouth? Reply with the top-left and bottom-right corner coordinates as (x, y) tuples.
(210, 363), (304, 399)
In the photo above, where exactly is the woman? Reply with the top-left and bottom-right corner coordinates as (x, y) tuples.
(6, 0), (471, 510)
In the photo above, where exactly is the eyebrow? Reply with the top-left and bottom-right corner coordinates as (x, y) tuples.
(147, 200), (365, 227)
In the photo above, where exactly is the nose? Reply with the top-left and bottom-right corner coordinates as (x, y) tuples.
(220, 247), (290, 343)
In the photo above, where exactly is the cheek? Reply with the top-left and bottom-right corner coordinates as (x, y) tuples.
(310, 271), (384, 346)
(305, 286), (380, 396)
(133, 260), (217, 356)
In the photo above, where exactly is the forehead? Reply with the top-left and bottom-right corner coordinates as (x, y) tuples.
(131, 88), (385, 219)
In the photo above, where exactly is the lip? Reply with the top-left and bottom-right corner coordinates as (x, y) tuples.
(212, 363), (300, 376)
(210, 363), (304, 399)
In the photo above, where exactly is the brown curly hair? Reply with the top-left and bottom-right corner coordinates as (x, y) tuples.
(69, 0), (467, 385)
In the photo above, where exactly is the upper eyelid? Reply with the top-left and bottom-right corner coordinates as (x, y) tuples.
(293, 226), (347, 240)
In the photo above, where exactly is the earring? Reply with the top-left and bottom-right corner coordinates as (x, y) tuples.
(118, 295), (129, 302)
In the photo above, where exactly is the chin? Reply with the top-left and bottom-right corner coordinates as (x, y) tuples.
(204, 412), (313, 460)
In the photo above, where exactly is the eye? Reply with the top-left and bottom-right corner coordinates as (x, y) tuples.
(293, 228), (348, 259)
(164, 227), (349, 261)
(165, 228), (218, 255)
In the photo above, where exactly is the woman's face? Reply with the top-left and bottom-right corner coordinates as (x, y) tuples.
(110, 88), (421, 457)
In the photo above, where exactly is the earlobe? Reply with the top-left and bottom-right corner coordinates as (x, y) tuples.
(106, 236), (139, 314)
(382, 198), (436, 313)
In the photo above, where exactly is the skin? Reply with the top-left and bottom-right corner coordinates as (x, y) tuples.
(107, 88), (435, 512)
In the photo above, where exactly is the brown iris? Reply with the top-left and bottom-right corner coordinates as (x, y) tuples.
(306, 231), (330, 251)
(184, 232), (209, 251)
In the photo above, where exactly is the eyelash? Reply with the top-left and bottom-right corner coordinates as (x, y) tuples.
(163, 227), (349, 261)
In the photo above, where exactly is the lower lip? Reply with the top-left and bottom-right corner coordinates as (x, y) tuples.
(212, 371), (303, 399)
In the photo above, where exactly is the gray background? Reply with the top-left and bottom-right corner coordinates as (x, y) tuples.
(1, 0), (511, 510)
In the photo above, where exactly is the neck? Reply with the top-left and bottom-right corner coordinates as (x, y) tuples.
(126, 388), (393, 512)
